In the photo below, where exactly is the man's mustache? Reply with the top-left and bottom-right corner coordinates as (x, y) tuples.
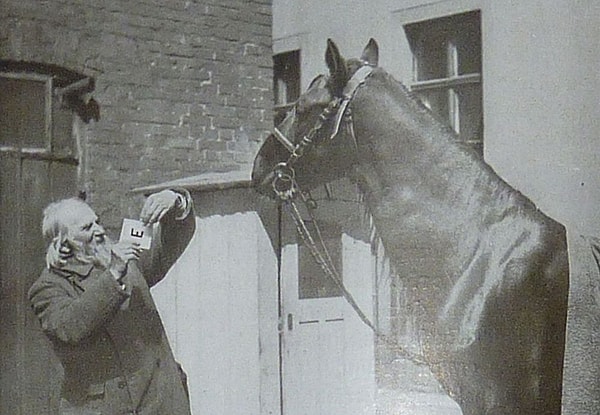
(67, 236), (114, 268)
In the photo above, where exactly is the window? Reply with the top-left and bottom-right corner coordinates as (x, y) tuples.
(0, 72), (80, 161)
(405, 10), (483, 154)
(273, 50), (300, 125)
(298, 220), (343, 299)
(0, 62), (97, 161)
(0, 74), (52, 150)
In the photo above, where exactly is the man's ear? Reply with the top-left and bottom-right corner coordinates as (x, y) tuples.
(59, 237), (74, 257)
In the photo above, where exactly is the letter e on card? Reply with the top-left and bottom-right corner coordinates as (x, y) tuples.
(119, 219), (153, 250)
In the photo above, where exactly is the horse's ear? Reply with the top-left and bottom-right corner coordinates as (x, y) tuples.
(361, 38), (379, 67)
(325, 39), (345, 75)
(325, 39), (348, 96)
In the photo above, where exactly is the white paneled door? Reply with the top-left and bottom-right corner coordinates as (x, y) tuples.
(280, 215), (375, 415)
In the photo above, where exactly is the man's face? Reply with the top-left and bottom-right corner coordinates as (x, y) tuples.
(65, 203), (106, 247)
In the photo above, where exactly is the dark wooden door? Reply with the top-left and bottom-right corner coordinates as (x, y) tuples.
(1, 73), (79, 414)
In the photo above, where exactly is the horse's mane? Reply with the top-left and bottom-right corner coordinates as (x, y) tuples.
(351, 66), (546, 231)
(369, 68), (461, 144)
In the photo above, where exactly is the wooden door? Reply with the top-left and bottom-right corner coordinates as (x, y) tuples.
(0, 72), (79, 414)
(280, 220), (347, 414)
(279, 188), (376, 415)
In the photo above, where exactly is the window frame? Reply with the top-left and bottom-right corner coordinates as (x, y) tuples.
(0, 68), (89, 165)
(393, 1), (483, 152)
(406, 11), (482, 143)
(407, 11), (482, 148)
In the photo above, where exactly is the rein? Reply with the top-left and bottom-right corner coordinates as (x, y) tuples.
(270, 64), (427, 366)
(271, 66), (379, 330)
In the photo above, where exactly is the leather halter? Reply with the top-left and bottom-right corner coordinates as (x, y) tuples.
(271, 65), (374, 201)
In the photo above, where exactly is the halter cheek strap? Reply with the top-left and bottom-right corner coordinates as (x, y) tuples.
(273, 126), (296, 153)
(329, 65), (374, 141)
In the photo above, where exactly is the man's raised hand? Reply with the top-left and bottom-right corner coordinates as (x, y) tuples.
(139, 190), (179, 226)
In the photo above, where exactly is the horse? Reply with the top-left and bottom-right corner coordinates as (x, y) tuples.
(252, 39), (571, 415)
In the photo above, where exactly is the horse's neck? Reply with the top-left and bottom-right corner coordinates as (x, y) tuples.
(349, 72), (526, 272)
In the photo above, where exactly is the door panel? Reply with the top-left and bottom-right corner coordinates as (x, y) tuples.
(281, 242), (347, 415)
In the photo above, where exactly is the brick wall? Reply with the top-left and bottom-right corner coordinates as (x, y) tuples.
(1, 0), (273, 230)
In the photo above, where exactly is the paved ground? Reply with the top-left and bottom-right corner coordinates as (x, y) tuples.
(374, 356), (463, 415)
(375, 391), (462, 415)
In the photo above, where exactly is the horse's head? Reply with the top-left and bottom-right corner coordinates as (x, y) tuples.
(252, 39), (379, 198)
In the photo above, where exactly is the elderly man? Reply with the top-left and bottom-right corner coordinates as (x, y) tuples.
(28, 189), (195, 415)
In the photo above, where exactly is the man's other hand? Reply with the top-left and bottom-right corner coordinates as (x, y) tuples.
(110, 241), (143, 280)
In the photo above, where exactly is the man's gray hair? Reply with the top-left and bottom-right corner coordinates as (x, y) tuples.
(42, 198), (89, 268)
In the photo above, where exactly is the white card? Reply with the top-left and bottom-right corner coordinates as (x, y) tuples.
(119, 219), (153, 250)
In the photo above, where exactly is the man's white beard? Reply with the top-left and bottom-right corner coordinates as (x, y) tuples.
(72, 236), (113, 269)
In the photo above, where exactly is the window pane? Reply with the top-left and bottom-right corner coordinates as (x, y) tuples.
(273, 50), (300, 106)
(416, 89), (449, 123)
(455, 14), (482, 75)
(0, 76), (48, 148)
(406, 10), (481, 80)
(298, 221), (342, 299)
(416, 86), (482, 144)
(414, 33), (448, 81)
(456, 84), (483, 145)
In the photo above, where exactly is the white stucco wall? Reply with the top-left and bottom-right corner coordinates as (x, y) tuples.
(273, 0), (600, 233)
(482, 0), (600, 233)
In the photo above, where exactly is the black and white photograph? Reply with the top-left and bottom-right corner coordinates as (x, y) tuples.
(1, 1), (599, 414)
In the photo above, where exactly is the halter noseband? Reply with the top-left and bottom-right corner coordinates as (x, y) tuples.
(271, 65), (374, 201)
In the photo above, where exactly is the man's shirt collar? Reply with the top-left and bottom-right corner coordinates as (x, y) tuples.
(51, 261), (94, 279)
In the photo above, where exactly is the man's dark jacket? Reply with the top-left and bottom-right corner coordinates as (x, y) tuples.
(28, 195), (195, 415)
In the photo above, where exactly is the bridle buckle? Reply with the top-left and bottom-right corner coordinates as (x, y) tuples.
(272, 163), (298, 200)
